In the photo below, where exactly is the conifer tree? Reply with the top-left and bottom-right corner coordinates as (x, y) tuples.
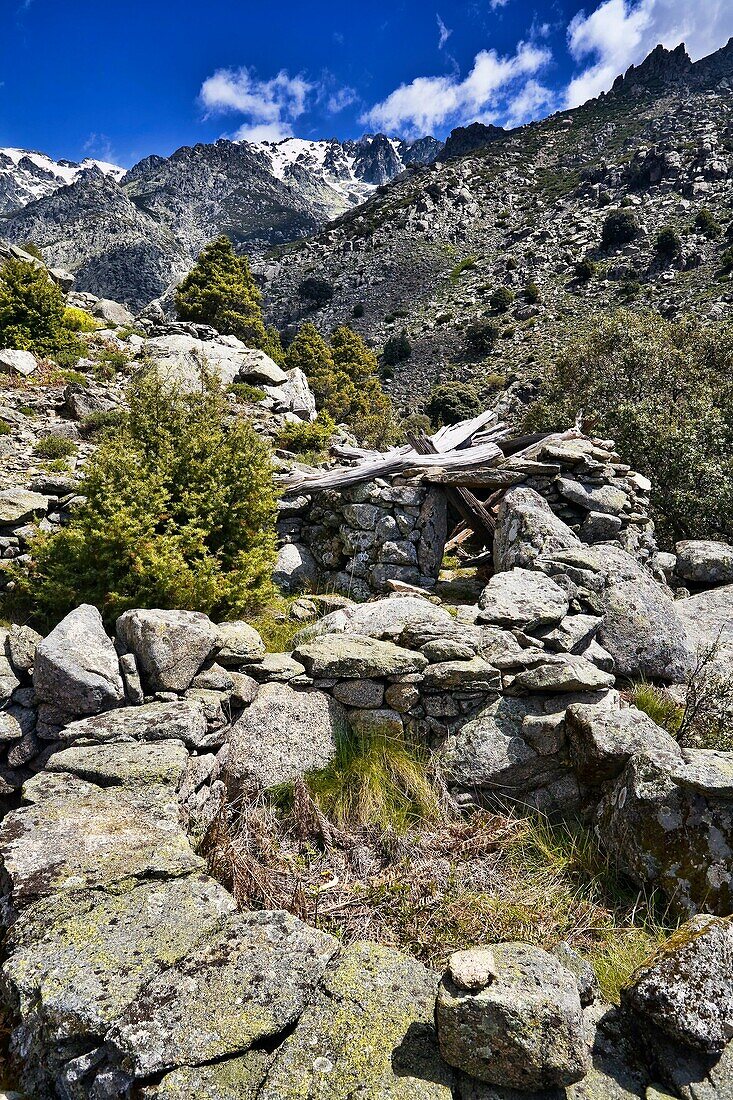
(20, 365), (277, 623)
(175, 236), (284, 363)
(286, 323), (396, 447)
(0, 259), (82, 363)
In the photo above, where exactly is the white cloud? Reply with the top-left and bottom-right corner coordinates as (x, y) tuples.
(327, 86), (358, 113)
(360, 41), (551, 137)
(505, 79), (556, 127)
(566, 0), (733, 106)
(200, 67), (315, 141)
(437, 14), (452, 49)
(82, 132), (116, 162)
(490, 0), (511, 9)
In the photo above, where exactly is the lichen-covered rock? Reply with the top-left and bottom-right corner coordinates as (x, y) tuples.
(116, 608), (219, 692)
(107, 910), (339, 1078)
(7, 624), (42, 676)
(621, 915), (733, 1052)
(436, 941), (588, 1089)
(60, 700), (210, 748)
(34, 604), (124, 721)
(220, 682), (346, 794)
(0, 487), (49, 525)
(511, 654), (615, 693)
(259, 940), (454, 1099)
(676, 583), (733, 677)
(539, 546), (692, 683)
(4, 875), (234, 1042)
(477, 569), (569, 630)
(293, 595), (454, 646)
(293, 633), (427, 679)
(0, 772), (203, 907)
(597, 752), (733, 916)
(675, 540), (733, 589)
(442, 695), (584, 809)
(215, 621), (266, 666)
(422, 657), (502, 692)
(566, 703), (681, 785)
(494, 487), (580, 571)
(273, 542), (319, 593)
(46, 740), (190, 789)
(140, 1053), (274, 1099)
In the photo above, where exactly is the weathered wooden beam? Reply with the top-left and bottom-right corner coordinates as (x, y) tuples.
(423, 460), (561, 487)
(406, 431), (497, 542)
(281, 441), (505, 495)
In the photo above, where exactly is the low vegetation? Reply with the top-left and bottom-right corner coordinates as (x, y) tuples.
(205, 769), (671, 1003)
(15, 365), (277, 624)
(524, 310), (733, 542)
(0, 258), (84, 366)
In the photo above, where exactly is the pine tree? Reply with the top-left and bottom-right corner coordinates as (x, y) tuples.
(285, 323), (396, 447)
(175, 236), (284, 363)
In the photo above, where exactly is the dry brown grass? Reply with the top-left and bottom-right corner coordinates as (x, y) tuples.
(202, 782), (671, 1000)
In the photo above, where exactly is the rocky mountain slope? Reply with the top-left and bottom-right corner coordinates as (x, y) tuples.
(260, 39), (733, 409)
(0, 134), (441, 310)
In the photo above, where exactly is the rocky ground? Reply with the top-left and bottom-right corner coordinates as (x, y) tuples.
(0, 456), (730, 1095)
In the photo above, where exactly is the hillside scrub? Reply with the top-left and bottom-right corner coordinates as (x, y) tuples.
(15, 365), (277, 624)
(285, 322), (397, 448)
(524, 310), (733, 542)
(0, 258), (83, 366)
(176, 235), (284, 364)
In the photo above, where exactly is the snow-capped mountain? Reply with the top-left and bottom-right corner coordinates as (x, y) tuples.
(0, 148), (125, 215)
(0, 133), (442, 308)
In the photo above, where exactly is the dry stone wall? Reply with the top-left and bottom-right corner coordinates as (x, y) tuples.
(276, 434), (657, 597)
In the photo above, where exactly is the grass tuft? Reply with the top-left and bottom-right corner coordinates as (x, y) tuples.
(628, 679), (683, 735)
(305, 725), (440, 833)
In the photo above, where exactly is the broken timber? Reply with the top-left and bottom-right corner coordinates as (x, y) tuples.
(280, 411), (585, 546)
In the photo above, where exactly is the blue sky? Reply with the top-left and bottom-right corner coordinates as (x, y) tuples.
(2, 0), (733, 167)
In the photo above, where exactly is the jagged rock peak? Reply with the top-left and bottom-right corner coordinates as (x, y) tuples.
(612, 43), (693, 94)
(442, 122), (509, 160)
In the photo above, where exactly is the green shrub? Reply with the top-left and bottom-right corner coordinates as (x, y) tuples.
(352, 302), (365, 319)
(524, 281), (541, 303)
(694, 208), (722, 238)
(720, 247), (733, 273)
(175, 236), (284, 363)
(285, 323), (397, 448)
(398, 412), (433, 439)
(466, 319), (500, 354)
(427, 382), (482, 426)
(79, 409), (128, 437)
(450, 255), (477, 283)
(63, 307), (98, 333)
(523, 310), (733, 541)
(0, 420), (10, 436)
(0, 259), (83, 364)
(18, 366), (277, 624)
(490, 286), (515, 312)
(297, 277), (334, 308)
(655, 226), (682, 259)
(618, 280), (641, 301)
(601, 210), (640, 248)
(33, 435), (77, 459)
(276, 411), (335, 454)
(383, 330), (412, 366)
(228, 382), (267, 404)
(575, 257), (597, 281)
